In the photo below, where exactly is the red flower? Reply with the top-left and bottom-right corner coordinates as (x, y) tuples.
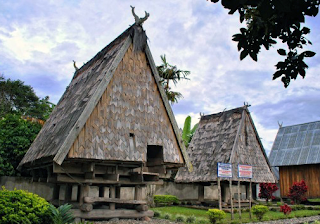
(258, 183), (279, 202)
(287, 180), (308, 204)
(280, 204), (292, 215)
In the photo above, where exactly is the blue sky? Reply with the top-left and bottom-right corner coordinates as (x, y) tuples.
(1, 0), (320, 155)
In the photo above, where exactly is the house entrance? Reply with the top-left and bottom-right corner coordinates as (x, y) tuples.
(146, 145), (164, 175)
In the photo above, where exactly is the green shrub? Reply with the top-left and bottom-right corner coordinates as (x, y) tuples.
(186, 215), (196, 223)
(153, 195), (179, 206)
(292, 204), (305, 211)
(277, 202), (283, 206)
(270, 207), (278, 212)
(154, 211), (161, 217)
(207, 209), (226, 224)
(175, 214), (186, 222)
(163, 213), (171, 219)
(251, 205), (269, 221)
(233, 209), (238, 213)
(49, 204), (74, 224)
(196, 218), (209, 224)
(0, 187), (52, 224)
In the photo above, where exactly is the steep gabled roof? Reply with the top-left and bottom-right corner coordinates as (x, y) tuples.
(19, 25), (191, 170)
(269, 121), (320, 167)
(175, 106), (276, 183)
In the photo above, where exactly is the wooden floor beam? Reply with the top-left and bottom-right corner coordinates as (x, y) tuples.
(71, 209), (154, 219)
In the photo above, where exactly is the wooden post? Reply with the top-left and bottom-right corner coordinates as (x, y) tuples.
(218, 178), (222, 210)
(110, 186), (116, 210)
(238, 181), (241, 220)
(249, 179), (252, 219)
(198, 185), (204, 202)
(229, 179), (234, 220)
(135, 185), (143, 200)
(79, 184), (92, 212)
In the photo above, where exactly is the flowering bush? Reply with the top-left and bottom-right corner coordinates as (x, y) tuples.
(280, 204), (292, 216)
(288, 180), (308, 204)
(258, 183), (279, 202)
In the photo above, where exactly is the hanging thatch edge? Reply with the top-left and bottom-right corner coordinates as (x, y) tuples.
(245, 109), (278, 183)
(52, 36), (132, 165)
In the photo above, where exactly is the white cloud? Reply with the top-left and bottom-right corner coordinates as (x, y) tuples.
(0, 0), (320, 153)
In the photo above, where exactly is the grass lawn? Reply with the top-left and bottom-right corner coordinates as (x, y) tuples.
(309, 198), (320, 203)
(151, 206), (320, 223)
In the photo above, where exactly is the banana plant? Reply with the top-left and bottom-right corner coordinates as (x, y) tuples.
(182, 116), (198, 148)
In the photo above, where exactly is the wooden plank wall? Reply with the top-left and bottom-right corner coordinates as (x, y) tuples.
(68, 44), (184, 164)
(280, 164), (320, 198)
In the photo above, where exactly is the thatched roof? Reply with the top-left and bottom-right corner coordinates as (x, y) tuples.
(269, 121), (320, 167)
(175, 106), (276, 183)
(19, 24), (191, 170)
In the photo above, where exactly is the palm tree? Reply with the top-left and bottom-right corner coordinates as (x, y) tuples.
(157, 55), (190, 104)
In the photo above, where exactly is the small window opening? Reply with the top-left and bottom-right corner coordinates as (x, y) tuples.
(147, 145), (164, 166)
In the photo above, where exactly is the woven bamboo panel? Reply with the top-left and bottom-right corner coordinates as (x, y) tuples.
(68, 44), (183, 164)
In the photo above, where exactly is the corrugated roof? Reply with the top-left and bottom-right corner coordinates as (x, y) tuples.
(269, 121), (320, 166)
(175, 107), (276, 183)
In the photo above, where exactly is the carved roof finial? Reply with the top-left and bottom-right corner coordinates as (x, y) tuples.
(130, 6), (149, 26)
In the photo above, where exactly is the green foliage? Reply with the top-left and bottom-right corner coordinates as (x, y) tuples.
(0, 75), (55, 120)
(153, 195), (179, 206)
(270, 207), (278, 212)
(49, 204), (74, 224)
(209, 0), (319, 87)
(157, 55), (190, 104)
(277, 202), (283, 206)
(0, 187), (52, 224)
(291, 204), (305, 211)
(186, 215), (196, 223)
(0, 114), (42, 176)
(252, 205), (269, 221)
(207, 209), (226, 224)
(182, 116), (198, 148)
(163, 213), (171, 219)
(154, 210), (161, 217)
(175, 214), (186, 222)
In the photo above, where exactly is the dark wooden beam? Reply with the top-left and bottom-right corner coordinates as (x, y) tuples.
(71, 209), (154, 219)
(83, 197), (146, 205)
(57, 174), (163, 185)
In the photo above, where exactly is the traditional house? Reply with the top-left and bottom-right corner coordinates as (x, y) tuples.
(269, 121), (320, 198)
(18, 11), (190, 220)
(175, 106), (276, 204)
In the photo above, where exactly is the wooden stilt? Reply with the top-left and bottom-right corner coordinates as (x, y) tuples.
(218, 178), (222, 210)
(238, 180), (241, 220)
(229, 179), (234, 220)
(249, 179), (252, 219)
(134, 185), (143, 200)
(110, 186), (116, 210)
(198, 185), (204, 202)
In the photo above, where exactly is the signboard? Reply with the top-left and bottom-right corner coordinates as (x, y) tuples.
(238, 164), (252, 178)
(217, 163), (232, 178)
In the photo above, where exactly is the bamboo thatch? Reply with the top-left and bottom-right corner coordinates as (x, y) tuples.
(175, 107), (276, 183)
(18, 24), (191, 170)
